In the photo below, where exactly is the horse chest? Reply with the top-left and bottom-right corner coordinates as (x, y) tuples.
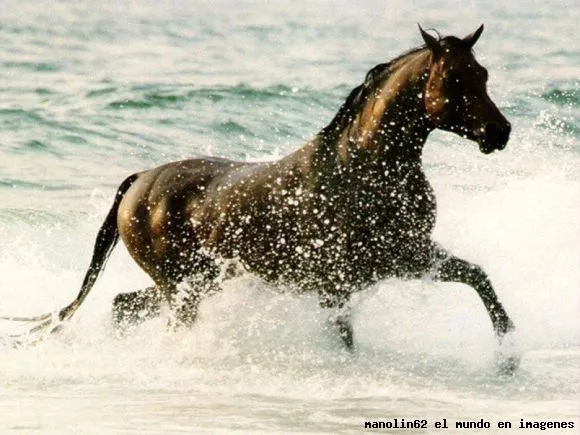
(341, 168), (436, 234)
(320, 170), (437, 282)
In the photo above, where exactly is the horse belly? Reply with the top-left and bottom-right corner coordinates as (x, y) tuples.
(197, 201), (301, 283)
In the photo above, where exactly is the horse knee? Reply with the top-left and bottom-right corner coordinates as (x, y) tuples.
(112, 287), (163, 328)
(167, 279), (214, 328)
(434, 255), (490, 287)
(172, 294), (201, 328)
(112, 292), (137, 325)
(335, 310), (354, 351)
(464, 263), (492, 288)
(318, 287), (350, 309)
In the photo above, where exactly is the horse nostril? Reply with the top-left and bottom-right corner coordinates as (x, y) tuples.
(484, 122), (511, 148)
(503, 122), (512, 138)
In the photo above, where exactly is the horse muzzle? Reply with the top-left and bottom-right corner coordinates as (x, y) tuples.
(478, 122), (511, 154)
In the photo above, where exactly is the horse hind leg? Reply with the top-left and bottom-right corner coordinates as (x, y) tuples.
(112, 255), (221, 332)
(167, 276), (218, 328)
(111, 278), (219, 333)
(111, 282), (203, 333)
(112, 285), (164, 332)
(158, 254), (222, 329)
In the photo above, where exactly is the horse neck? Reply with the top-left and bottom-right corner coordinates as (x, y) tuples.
(316, 52), (433, 179)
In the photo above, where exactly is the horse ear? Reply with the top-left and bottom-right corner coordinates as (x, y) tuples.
(418, 24), (441, 57)
(462, 24), (484, 49)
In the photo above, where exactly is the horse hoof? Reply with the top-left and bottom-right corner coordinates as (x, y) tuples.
(495, 330), (520, 375)
(340, 328), (355, 352)
(496, 354), (520, 376)
(324, 313), (355, 351)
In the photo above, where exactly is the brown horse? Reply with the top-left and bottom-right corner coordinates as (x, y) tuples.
(4, 25), (516, 366)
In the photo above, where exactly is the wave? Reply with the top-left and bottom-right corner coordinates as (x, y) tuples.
(104, 83), (348, 111)
(3, 61), (60, 72)
(0, 179), (78, 191)
(541, 87), (580, 107)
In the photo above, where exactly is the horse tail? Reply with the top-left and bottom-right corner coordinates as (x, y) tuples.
(56, 173), (139, 322)
(0, 174), (139, 336)
(0, 174), (138, 332)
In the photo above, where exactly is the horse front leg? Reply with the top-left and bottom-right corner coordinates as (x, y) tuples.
(157, 253), (221, 329)
(429, 246), (518, 373)
(430, 248), (514, 338)
(318, 288), (354, 351)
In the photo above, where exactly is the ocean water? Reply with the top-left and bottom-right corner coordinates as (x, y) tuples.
(0, 0), (579, 433)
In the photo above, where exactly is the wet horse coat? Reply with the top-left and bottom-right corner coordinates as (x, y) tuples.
(9, 26), (515, 359)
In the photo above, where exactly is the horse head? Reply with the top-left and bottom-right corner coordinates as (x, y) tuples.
(419, 24), (511, 154)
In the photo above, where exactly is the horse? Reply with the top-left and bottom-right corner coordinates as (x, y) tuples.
(3, 25), (516, 368)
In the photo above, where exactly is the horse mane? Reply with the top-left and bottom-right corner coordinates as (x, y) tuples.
(318, 31), (473, 143)
(320, 44), (429, 139)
